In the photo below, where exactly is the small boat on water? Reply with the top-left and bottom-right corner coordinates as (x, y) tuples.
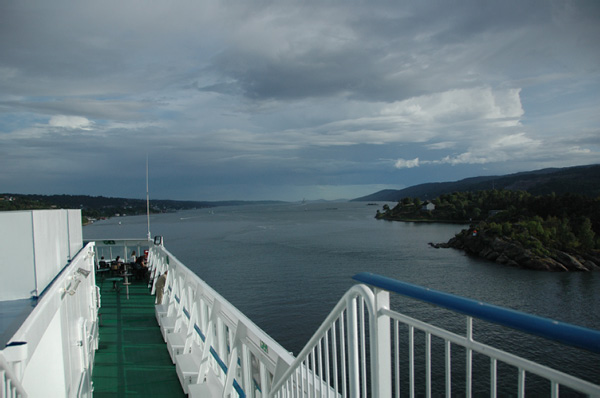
(1, 209), (599, 397)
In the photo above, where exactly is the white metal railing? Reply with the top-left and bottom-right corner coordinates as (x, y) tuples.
(364, 272), (600, 397)
(89, 238), (151, 268)
(271, 272), (600, 397)
(385, 309), (600, 397)
(101, 238), (600, 397)
(270, 285), (381, 397)
(0, 351), (28, 398)
(147, 242), (295, 397)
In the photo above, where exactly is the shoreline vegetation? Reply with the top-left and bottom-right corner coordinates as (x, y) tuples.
(0, 194), (199, 225)
(0, 194), (285, 225)
(376, 190), (600, 271)
(3, 190), (600, 271)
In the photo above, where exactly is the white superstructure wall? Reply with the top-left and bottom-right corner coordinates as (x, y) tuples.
(2, 241), (99, 398)
(0, 209), (98, 398)
(0, 209), (83, 300)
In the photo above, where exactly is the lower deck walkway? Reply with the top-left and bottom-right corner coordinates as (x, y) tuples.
(92, 272), (185, 397)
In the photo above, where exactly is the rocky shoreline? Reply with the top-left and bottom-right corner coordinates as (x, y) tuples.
(430, 228), (600, 272)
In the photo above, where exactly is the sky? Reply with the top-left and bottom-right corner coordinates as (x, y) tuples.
(1, 1), (599, 202)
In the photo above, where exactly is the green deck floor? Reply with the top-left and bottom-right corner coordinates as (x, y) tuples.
(92, 273), (186, 397)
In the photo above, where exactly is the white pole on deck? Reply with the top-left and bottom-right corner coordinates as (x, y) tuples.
(146, 154), (151, 241)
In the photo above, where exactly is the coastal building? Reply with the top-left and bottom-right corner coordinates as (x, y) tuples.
(421, 201), (435, 211)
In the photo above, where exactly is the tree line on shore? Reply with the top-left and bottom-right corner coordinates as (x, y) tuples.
(0, 194), (208, 224)
(0, 194), (284, 224)
(377, 189), (600, 258)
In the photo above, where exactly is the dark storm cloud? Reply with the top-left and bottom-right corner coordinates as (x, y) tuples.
(198, 1), (600, 103)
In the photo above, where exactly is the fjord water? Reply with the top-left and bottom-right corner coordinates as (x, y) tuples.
(84, 202), (600, 395)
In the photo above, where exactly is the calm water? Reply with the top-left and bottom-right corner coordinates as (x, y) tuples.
(84, 202), (600, 395)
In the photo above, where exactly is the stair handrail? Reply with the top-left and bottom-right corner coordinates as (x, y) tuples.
(353, 272), (600, 353)
(270, 284), (378, 397)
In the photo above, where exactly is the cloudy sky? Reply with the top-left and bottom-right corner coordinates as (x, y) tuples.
(1, 1), (599, 201)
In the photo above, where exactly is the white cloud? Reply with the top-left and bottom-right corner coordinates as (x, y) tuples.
(416, 132), (543, 167)
(391, 131), (543, 169)
(208, 86), (524, 151)
(437, 152), (503, 166)
(380, 87), (524, 127)
(492, 132), (539, 150)
(48, 115), (93, 130)
(395, 158), (420, 169)
(567, 146), (591, 154)
(426, 141), (456, 150)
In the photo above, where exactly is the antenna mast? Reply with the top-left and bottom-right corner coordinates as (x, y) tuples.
(146, 154), (151, 241)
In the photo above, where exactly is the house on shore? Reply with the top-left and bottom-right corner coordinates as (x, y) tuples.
(422, 202), (435, 211)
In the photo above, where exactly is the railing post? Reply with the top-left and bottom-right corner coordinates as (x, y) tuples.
(347, 296), (360, 396)
(466, 316), (473, 398)
(374, 288), (391, 397)
(223, 322), (246, 397)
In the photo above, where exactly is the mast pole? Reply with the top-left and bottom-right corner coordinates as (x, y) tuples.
(146, 154), (151, 241)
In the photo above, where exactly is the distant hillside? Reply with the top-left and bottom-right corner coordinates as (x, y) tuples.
(353, 164), (600, 202)
(0, 193), (286, 220)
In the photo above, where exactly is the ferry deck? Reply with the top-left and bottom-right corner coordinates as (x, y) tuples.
(91, 274), (184, 397)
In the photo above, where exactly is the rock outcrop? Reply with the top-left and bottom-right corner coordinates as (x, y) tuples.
(430, 229), (600, 272)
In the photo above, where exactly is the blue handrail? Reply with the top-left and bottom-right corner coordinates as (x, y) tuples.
(353, 272), (600, 354)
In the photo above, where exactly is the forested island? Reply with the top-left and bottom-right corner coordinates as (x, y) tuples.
(376, 190), (600, 271)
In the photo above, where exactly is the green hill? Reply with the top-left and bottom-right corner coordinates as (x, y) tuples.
(353, 164), (600, 202)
